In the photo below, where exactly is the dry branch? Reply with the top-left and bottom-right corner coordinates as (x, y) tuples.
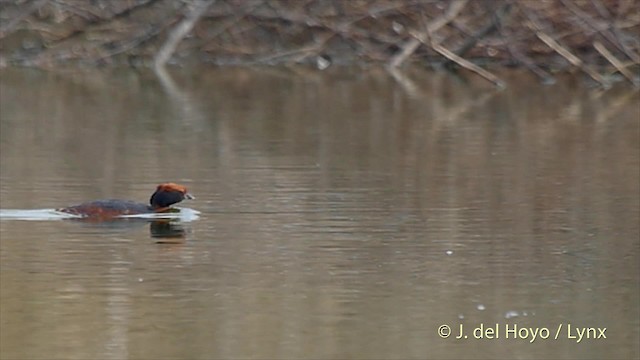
(154, 0), (215, 69)
(0, 0), (48, 38)
(560, 0), (640, 64)
(593, 41), (638, 86)
(524, 11), (609, 87)
(388, 0), (505, 88)
(389, 0), (468, 68)
(452, 3), (511, 59)
(0, 0), (637, 85)
(425, 33), (505, 88)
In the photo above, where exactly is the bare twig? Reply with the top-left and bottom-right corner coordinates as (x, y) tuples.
(525, 11), (609, 87)
(506, 41), (555, 84)
(388, 0), (468, 68)
(252, 32), (336, 65)
(453, 3), (511, 58)
(426, 35), (506, 88)
(560, 0), (640, 64)
(535, 31), (608, 86)
(1, 0), (638, 74)
(0, 0), (48, 38)
(201, 1), (263, 51)
(154, 0), (215, 69)
(95, 23), (169, 62)
(390, 0), (505, 87)
(593, 41), (638, 86)
(497, 8), (554, 83)
(257, 3), (400, 48)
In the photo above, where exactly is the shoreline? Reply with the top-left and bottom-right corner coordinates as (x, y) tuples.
(0, 0), (638, 87)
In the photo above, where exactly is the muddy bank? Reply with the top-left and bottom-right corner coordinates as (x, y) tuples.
(0, 0), (638, 86)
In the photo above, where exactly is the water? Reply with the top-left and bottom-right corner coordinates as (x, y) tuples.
(0, 208), (200, 221)
(1, 68), (638, 359)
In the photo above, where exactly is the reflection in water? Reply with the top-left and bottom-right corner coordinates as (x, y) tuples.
(0, 68), (638, 360)
(0, 210), (191, 241)
(150, 220), (187, 242)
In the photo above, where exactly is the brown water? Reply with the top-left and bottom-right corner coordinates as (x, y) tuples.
(0, 67), (638, 360)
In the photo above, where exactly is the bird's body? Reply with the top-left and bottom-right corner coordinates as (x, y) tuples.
(57, 183), (194, 219)
(58, 199), (153, 217)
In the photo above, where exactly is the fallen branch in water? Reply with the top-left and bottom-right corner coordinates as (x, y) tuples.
(524, 10), (608, 87)
(534, 28), (608, 87)
(560, 0), (640, 64)
(593, 41), (639, 86)
(425, 34), (506, 88)
(388, 0), (505, 87)
(388, 0), (468, 68)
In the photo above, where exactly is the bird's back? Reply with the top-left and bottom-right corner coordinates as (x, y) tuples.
(58, 200), (152, 218)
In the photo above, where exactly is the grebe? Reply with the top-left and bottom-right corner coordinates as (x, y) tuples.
(58, 183), (194, 218)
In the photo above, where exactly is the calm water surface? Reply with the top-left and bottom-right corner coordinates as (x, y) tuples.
(0, 68), (638, 360)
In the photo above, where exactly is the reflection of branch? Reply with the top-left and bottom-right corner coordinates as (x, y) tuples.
(594, 89), (639, 123)
(154, 0), (215, 69)
(389, 0), (468, 68)
(387, 67), (421, 98)
(154, 64), (204, 129)
(445, 91), (498, 124)
(153, 64), (179, 95)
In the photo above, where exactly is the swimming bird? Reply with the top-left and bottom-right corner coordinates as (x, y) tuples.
(58, 183), (194, 218)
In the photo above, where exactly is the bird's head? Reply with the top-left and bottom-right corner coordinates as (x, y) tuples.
(150, 183), (195, 210)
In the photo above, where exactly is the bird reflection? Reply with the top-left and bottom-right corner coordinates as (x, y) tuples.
(64, 217), (189, 243)
(150, 220), (187, 243)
